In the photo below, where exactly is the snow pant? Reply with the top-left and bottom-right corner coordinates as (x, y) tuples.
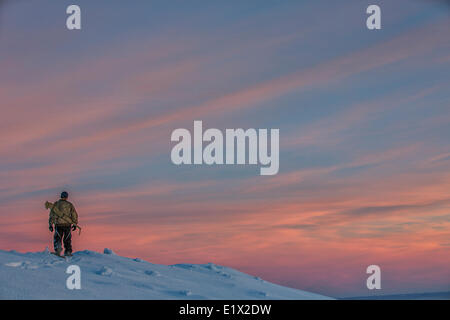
(53, 225), (72, 254)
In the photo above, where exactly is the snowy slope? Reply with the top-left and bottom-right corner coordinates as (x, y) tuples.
(347, 292), (450, 300)
(0, 248), (331, 300)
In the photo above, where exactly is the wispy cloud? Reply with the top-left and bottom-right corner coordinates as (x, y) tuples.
(1, 0), (449, 297)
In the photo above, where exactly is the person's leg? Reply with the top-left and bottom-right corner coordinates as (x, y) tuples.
(53, 226), (63, 255)
(62, 226), (73, 255)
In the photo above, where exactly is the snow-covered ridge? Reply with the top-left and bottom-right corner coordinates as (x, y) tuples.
(0, 248), (332, 300)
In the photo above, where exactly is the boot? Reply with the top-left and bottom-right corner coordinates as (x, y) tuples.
(64, 251), (73, 257)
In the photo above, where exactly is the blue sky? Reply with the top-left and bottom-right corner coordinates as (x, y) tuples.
(0, 0), (449, 297)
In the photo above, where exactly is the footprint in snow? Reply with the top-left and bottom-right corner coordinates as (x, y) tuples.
(5, 262), (23, 267)
(144, 270), (160, 276)
(205, 264), (222, 272)
(248, 290), (268, 297)
(5, 261), (39, 270)
(218, 271), (232, 279)
(168, 289), (192, 296)
(133, 282), (154, 290)
(44, 259), (65, 267)
(97, 266), (113, 276)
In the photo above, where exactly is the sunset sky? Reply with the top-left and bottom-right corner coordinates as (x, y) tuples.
(0, 0), (449, 297)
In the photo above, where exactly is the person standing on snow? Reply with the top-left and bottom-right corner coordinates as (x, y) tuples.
(47, 191), (79, 257)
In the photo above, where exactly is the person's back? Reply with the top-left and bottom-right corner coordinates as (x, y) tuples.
(48, 191), (79, 256)
(49, 199), (78, 227)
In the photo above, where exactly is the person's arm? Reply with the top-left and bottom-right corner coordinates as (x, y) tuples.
(48, 201), (56, 231)
(71, 204), (78, 225)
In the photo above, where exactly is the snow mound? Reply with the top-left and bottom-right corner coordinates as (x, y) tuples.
(0, 249), (332, 300)
(103, 248), (115, 255)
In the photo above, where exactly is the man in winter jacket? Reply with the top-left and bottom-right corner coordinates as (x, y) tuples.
(47, 191), (78, 256)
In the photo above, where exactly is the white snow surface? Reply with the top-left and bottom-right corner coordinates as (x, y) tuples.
(0, 248), (332, 300)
